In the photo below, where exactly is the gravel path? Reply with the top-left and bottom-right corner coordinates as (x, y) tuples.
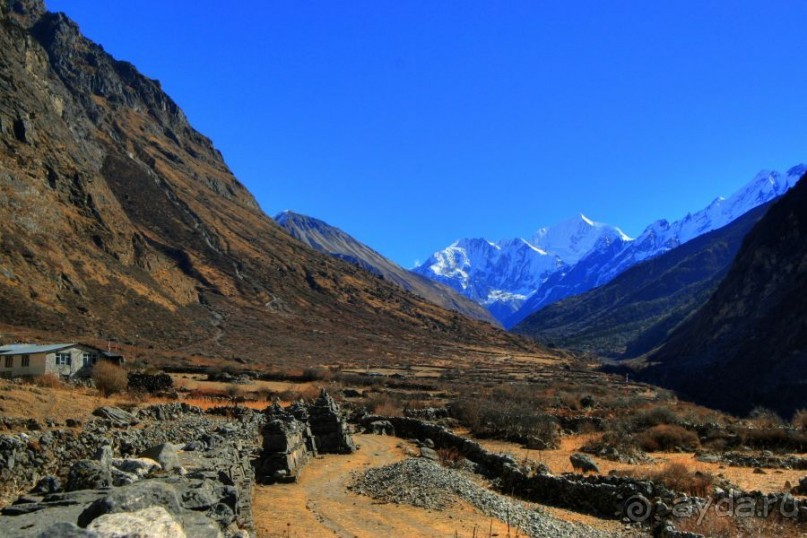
(350, 457), (611, 538)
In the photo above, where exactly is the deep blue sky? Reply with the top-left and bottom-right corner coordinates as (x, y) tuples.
(47, 1), (807, 267)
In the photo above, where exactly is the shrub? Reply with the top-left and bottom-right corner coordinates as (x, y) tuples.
(620, 463), (713, 498)
(92, 360), (129, 396)
(628, 406), (681, 432)
(32, 373), (62, 389)
(634, 424), (700, 452)
(748, 406), (785, 428)
(301, 367), (332, 382)
(737, 428), (807, 452)
(451, 395), (559, 448)
(791, 409), (807, 430)
(651, 463), (713, 497)
(437, 447), (465, 468)
(364, 393), (404, 416)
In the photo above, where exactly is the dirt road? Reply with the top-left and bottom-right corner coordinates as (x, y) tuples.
(252, 433), (539, 537)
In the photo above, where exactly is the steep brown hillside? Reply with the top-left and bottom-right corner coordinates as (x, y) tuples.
(275, 211), (499, 325)
(0, 0), (535, 366)
(643, 174), (807, 416)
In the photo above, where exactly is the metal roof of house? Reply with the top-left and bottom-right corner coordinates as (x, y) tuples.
(0, 343), (78, 355)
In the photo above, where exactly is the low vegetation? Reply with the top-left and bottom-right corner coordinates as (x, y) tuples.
(92, 361), (129, 396)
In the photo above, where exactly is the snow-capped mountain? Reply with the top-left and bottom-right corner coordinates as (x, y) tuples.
(532, 214), (631, 265)
(413, 215), (626, 320)
(412, 237), (563, 320)
(415, 165), (805, 327)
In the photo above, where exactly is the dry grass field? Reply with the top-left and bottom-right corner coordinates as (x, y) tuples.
(1, 354), (805, 537)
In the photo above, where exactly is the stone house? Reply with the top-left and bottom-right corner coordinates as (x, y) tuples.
(0, 343), (124, 380)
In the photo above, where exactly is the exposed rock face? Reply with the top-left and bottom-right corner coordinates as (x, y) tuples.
(0, 0), (528, 365)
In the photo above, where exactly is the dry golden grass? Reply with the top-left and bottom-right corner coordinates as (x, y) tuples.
(0, 379), (123, 425)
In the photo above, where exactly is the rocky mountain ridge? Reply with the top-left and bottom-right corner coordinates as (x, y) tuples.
(512, 201), (772, 358)
(274, 211), (498, 324)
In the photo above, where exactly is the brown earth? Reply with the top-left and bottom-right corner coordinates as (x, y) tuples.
(252, 433), (635, 538)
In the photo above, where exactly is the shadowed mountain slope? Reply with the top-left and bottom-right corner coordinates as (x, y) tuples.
(0, 1), (532, 366)
(642, 174), (807, 416)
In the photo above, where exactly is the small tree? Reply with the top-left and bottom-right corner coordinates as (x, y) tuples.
(93, 360), (128, 396)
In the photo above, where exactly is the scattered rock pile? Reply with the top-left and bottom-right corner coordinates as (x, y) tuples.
(351, 458), (608, 538)
(361, 416), (807, 526)
(0, 402), (265, 537)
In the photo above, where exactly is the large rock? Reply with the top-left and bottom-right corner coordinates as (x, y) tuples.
(569, 453), (599, 474)
(139, 443), (181, 473)
(91, 407), (138, 427)
(66, 460), (112, 492)
(77, 481), (182, 528)
(111, 458), (162, 478)
(86, 506), (186, 538)
(31, 476), (62, 495)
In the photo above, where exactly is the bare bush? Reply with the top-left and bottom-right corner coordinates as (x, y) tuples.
(364, 393), (404, 416)
(92, 360), (128, 397)
(634, 424), (700, 452)
(628, 406), (681, 432)
(791, 409), (807, 430)
(32, 373), (62, 389)
(748, 406), (785, 428)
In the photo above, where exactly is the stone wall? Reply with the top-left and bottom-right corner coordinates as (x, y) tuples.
(362, 416), (807, 526)
(255, 391), (355, 483)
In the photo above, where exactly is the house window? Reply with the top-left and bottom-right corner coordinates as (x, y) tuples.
(82, 352), (97, 366)
(21, 355), (29, 368)
(4, 356), (12, 368)
(55, 352), (71, 366)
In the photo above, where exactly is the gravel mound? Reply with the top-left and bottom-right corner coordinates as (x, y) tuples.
(350, 458), (609, 538)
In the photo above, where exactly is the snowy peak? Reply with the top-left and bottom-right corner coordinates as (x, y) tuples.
(633, 165), (804, 256)
(532, 213), (631, 265)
